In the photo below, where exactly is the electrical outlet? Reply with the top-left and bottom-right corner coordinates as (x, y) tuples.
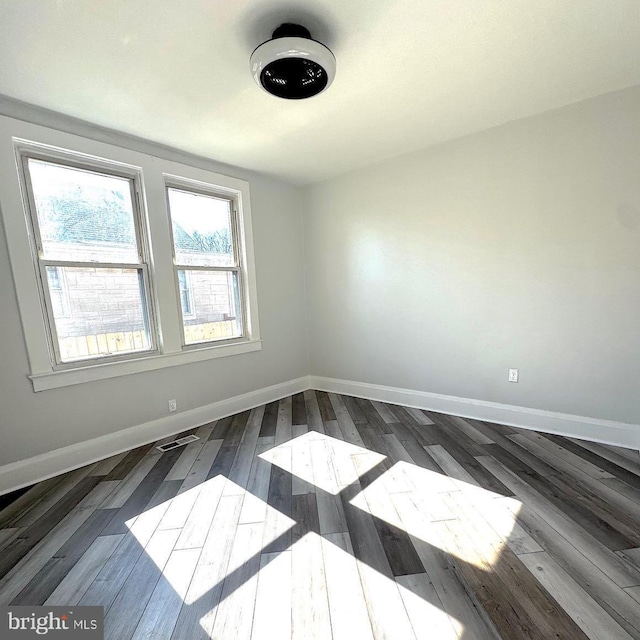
(168, 399), (177, 412)
(508, 368), (519, 383)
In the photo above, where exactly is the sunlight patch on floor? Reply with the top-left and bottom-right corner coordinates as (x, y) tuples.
(122, 430), (524, 638)
(259, 431), (386, 494)
(126, 476), (294, 602)
(354, 459), (523, 570)
(264, 433), (523, 571)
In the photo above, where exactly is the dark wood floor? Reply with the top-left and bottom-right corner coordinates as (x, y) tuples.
(1, 391), (640, 639)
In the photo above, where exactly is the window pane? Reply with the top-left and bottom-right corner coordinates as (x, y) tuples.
(46, 265), (61, 289)
(48, 266), (152, 362)
(181, 270), (242, 344)
(180, 289), (192, 316)
(46, 266), (69, 318)
(28, 159), (139, 263)
(168, 187), (234, 267)
(177, 270), (192, 315)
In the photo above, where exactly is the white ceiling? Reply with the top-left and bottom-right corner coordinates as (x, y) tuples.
(1, 1), (640, 184)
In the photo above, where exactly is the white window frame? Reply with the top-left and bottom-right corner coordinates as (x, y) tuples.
(0, 120), (261, 392)
(17, 145), (159, 369)
(165, 176), (249, 349)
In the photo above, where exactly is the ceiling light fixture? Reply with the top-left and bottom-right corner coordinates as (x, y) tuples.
(250, 23), (336, 100)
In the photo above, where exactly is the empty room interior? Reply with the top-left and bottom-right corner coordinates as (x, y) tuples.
(1, 1), (640, 639)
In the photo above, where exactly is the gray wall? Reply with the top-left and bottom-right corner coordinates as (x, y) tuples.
(304, 86), (640, 425)
(3, 85), (640, 469)
(0, 105), (308, 466)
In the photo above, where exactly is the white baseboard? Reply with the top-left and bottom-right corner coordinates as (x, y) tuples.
(2, 373), (637, 496)
(0, 376), (310, 496)
(309, 375), (640, 451)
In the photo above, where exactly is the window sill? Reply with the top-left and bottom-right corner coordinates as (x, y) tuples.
(29, 339), (262, 391)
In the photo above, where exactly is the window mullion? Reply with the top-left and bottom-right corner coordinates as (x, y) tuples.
(143, 169), (183, 353)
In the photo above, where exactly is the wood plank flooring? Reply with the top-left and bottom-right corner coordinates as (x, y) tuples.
(1, 391), (640, 639)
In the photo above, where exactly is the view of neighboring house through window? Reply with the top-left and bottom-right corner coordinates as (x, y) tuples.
(45, 266), (69, 318)
(177, 269), (193, 316)
(9, 139), (258, 384)
(23, 157), (154, 364)
(167, 185), (244, 345)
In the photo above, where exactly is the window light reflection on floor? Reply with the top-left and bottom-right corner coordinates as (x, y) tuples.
(122, 430), (525, 639)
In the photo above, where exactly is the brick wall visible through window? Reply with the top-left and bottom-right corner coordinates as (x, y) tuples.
(167, 185), (243, 346)
(13, 141), (258, 371)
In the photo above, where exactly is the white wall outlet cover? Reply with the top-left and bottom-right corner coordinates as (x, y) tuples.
(508, 369), (519, 383)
